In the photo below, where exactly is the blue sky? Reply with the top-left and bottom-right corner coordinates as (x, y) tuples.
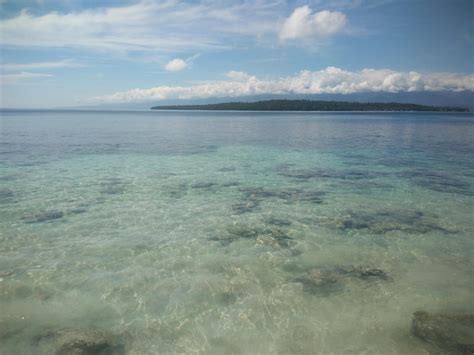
(0, 0), (473, 108)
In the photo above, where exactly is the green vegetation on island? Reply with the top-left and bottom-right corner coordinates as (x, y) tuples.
(151, 99), (469, 112)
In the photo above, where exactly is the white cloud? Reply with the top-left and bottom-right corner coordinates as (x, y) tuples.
(0, 1), (222, 53)
(226, 70), (252, 81)
(91, 67), (474, 103)
(0, 2), (353, 55)
(164, 58), (188, 72)
(279, 6), (347, 40)
(164, 54), (201, 72)
(1, 59), (82, 71)
(0, 71), (53, 84)
(0, 59), (81, 85)
(0, 1), (288, 54)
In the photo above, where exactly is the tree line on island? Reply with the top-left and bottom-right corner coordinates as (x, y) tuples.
(151, 99), (469, 112)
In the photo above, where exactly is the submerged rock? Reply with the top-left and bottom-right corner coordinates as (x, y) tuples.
(400, 169), (472, 195)
(221, 181), (240, 187)
(68, 208), (88, 215)
(256, 231), (294, 249)
(0, 270), (15, 278)
(163, 183), (188, 199)
(239, 187), (279, 199)
(277, 189), (325, 204)
(100, 177), (124, 185)
(266, 228), (295, 248)
(218, 166), (236, 172)
(210, 225), (260, 245)
(277, 165), (385, 181)
(0, 189), (15, 201)
(293, 268), (341, 296)
(292, 265), (391, 296)
(412, 311), (474, 354)
(277, 168), (333, 180)
(264, 216), (292, 227)
(339, 266), (391, 281)
(190, 182), (217, 189)
(217, 282), (243, 305)
(99, 186), (126, 195)
(231, 199), (260, 214)
(341, 219), (370, 230)
(0, 174), (18, 181)
(0, 320), (28, 342)
(230, 186), (324, 215)
(226, 224), (261, 239)
(37, 328), (126, 355)
(335, 209), (455, 235)
(212, 224), (295, 249)
(99, 178), (128, 195)
(239, 186), (325, 205)
(23, 210), (64, 223)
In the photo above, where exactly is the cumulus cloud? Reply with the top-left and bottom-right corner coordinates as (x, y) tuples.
(164, 58), (189, 72)
(280, 6), (347, 40)
(91, 67), (474, 103)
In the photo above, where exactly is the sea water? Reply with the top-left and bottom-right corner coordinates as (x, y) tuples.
(0, 110), (473, 354)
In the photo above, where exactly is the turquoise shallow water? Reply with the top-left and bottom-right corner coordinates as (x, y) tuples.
(0, 110), (473, 354)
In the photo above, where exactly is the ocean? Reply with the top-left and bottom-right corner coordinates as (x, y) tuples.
(0, 110), (473, 354)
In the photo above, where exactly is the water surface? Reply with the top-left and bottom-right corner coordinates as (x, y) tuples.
(1, 110), (473, 354)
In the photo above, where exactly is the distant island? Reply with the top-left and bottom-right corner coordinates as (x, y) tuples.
(151, 99), (469, 112)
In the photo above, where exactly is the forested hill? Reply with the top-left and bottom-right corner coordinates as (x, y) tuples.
(151, 99), (469, 112)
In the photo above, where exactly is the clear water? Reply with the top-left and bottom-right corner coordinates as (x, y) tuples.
(0, 110), (473, 354)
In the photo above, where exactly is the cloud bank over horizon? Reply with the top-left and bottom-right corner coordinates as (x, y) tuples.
(92, 67), (474, 104)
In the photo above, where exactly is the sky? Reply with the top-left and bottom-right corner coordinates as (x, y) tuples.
(0, 0), (473, 108)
